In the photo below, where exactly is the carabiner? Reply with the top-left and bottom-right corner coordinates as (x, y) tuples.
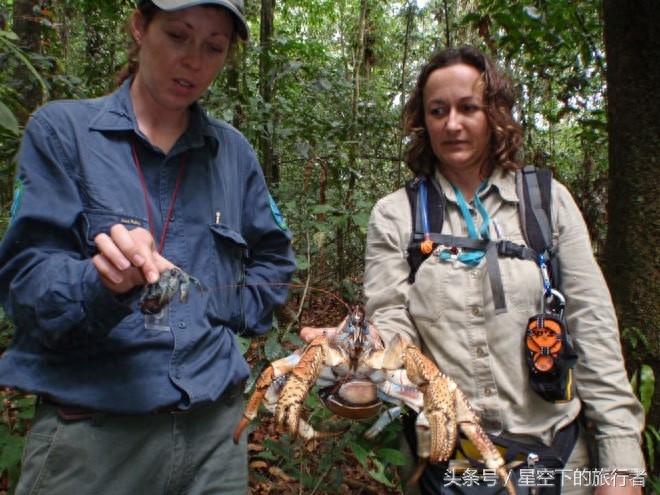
(542, 288), (566, 317)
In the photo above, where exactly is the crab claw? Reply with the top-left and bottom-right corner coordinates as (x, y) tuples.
(274, 335), (344, 438)
(275, 357), (322, 437)
(233, 354), (303, 444)
(368, 335), (516, 495)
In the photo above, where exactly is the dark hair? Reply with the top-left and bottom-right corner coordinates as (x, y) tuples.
(403, 45), (523, 176)
(114, 1), (241, 86)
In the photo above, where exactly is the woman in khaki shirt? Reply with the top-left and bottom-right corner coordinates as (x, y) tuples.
(361, 46), (645, 495)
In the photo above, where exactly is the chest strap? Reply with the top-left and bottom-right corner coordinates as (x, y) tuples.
(410, 231), (536, 313)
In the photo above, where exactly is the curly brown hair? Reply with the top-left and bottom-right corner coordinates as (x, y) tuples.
(403, 46), (523, 176)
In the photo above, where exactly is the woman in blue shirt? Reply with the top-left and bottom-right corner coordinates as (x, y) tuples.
(0, 1), (295, 493)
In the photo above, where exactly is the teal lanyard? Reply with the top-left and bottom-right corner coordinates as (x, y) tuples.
(440, 181), (490, 266)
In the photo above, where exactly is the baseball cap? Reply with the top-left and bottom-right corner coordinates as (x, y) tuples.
(138, 0), (249, 41)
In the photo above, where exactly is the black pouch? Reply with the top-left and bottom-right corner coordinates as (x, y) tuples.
(525, 311), (578, 403)
(403, 410), (580, 495)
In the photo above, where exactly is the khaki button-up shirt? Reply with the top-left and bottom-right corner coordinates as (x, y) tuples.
(364, 167), (645, 471)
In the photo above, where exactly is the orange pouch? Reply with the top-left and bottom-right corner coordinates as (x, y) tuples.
(525, 313), (578, 403)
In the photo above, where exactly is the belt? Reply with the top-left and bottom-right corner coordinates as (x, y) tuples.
(40, 397), (184, 421)
(40, 382), (245, 422)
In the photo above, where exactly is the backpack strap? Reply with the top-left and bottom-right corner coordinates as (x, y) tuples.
(405, 175), (444, 284)
(405, 169), (556, 312)
(406, 173), (540, 279)
(517, 166), (559, 288)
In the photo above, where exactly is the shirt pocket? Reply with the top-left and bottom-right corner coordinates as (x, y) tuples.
(409, 254), (467, 324)
(207, 223), (248, 324)
(81, 209), (148, 256)
(499, 256), (545, 314)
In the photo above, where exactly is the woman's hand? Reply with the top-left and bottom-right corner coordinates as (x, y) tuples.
(92, 224), (174, 294)
(594, 473), (643, 495)
(594, 484), (642, 495)
(299, 326), (335, 343)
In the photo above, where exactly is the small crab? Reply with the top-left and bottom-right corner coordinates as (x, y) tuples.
(233, 304), (516, 494)
(138, 267), (203, 315)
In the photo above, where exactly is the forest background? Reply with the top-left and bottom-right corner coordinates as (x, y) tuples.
(0, 0), (658, 493)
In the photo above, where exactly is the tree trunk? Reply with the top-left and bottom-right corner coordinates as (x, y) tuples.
(603, 0), (660, 430)
(336, 0), (368, 284)
(396, 3), (414, 187)
(12, 0), (44, 123)
(258, 0), (278, 186)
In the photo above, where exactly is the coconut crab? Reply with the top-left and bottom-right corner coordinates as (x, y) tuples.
(138, 267), (203, 315)
(233, 304), (516, 494)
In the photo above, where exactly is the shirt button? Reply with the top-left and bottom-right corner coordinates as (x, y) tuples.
(476, 347), (485, 357)
(471, 271), (479, 279)
(178, 322), (186, 329)
(471, 306), (480, 316)
(484, 387), (493, 396)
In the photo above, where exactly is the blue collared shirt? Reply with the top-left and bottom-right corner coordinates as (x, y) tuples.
(0, 80), (296, 413)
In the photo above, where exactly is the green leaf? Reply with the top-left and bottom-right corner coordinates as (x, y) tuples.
(0, 434), (25, 470)
(236, 335), (251, 355)
(643, 429), (656, 470)
(462, 13), (482, 23)
(0, 29), (19, 41)
(0, 35), (50, 98)
(349, 441), (396, 486)
(264, 332), (283, 361)
(375, 447), (408, 466)
(349, 440), (368, 466)
(310, 204), (338, 215)
(283, 332), (304, 348)
(0, 101), (19, 135)
(638, 364), (655, 414)
(367, 457), (395, 486)
(630, 369), (639, 392)
(256, 450), (277, 461)
(351, 212), (370, 230)
(263, 438), (294, 458)
(294, 256), (310, 271)
(492, 12), (517, 30)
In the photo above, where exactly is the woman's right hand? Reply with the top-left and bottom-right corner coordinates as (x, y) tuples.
(92, 224), (174, 294)
(300, 326), (336, 343)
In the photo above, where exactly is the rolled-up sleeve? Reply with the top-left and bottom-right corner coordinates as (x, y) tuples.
(364, 190), (420, 346)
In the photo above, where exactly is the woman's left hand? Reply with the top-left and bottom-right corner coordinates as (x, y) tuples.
(300, 326), (335, 343)
(93, 224), (174, 294)
(594, 476), (643, 495)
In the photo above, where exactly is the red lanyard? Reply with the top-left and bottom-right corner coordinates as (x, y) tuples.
(131, 139), (188, 253)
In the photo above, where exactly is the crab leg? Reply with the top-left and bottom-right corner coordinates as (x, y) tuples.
(367, 334), (459, 463)
(404, 346), (516, 494)
(368, 335), (516, 495)
(363, 405), (404, 439)
(365, 372), (423, 439)
(453, 387), (516, 495)
(233, 353), (301, 443)
(275, 335), (345, 439)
